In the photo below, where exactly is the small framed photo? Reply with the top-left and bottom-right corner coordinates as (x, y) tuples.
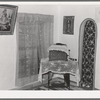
(63, 16), (74, 35)
(0, 5), (18, 35)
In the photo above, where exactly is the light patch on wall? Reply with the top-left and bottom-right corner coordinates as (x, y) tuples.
(95, 7), (100, 23)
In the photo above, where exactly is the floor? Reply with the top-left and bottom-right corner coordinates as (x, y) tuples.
(28, 77), (84, 90)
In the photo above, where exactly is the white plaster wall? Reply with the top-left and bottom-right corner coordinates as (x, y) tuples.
(95, 22), (100, 89)
(0, 2), (59, 90)
(0, 28), (16, 90)
(57, 5), (100, 88)
(18, 4), (59, 43)
(93, 7), (100, 89)
(0, 2), (100, 89)
(58, 5), (96, 59)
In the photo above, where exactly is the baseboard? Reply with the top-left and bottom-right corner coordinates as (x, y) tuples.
(11, 81), (41, 90)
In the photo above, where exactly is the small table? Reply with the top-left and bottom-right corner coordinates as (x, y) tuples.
(38, 58), (80, 89)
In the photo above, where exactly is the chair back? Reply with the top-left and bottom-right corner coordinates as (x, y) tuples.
(48, 43), (68, 61)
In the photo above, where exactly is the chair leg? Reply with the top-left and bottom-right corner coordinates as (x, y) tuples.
(48, 71), (50, 90)
(64, 73), (70, 90)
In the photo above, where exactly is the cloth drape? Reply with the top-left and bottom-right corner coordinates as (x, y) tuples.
(16, 13), (53, 86)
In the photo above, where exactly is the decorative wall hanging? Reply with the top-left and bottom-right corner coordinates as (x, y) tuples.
(0, 5), (18, 35)
(63, 16), (74, 35)
(79, 18), (97, 90)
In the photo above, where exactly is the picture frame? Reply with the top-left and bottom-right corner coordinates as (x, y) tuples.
(0, 5), (18, 35)
(63, 16), (74, 35)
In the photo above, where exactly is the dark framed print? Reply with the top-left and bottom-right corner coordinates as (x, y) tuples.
(63, 16), (74, 35)
(0, 5), (18, 35)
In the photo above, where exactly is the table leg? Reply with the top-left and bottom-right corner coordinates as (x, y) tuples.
(42, 74), (43, 83)
(76, 69), (80, 86)
(64, 73), (70, 90)
(48, 71), (50, 90)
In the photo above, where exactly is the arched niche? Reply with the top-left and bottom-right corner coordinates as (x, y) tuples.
(79, 18), (97, 90)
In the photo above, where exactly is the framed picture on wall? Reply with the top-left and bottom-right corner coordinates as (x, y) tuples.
(63, 16), (74, 35)
(0, 5), (18, 35)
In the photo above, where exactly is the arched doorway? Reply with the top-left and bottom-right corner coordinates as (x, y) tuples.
(79, 18), (97, 90)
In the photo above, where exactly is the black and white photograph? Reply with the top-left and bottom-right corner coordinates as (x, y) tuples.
(0, 1), (100, 98)
(0, 5), (18, 35)
(63, 16), (74, 35)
